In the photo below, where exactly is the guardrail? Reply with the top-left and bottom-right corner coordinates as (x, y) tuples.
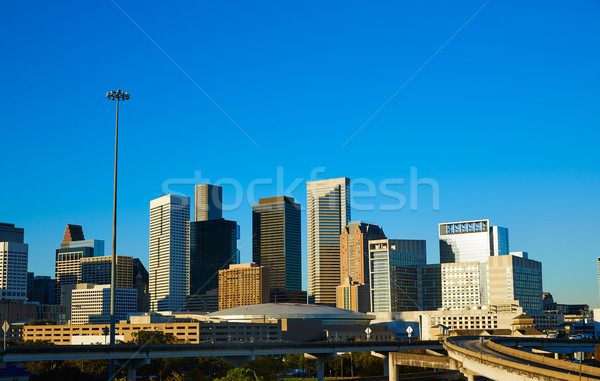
(486, 340), (600, 378)
(444, 338), (597, 381)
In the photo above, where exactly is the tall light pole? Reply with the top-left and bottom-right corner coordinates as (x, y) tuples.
(106, 89), (129, 381)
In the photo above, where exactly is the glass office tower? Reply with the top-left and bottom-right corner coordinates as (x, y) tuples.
(306, 177), (350, 306)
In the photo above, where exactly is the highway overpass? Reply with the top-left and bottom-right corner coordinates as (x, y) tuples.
(445, 336), (600, 380)
(0, 340), (442, 381)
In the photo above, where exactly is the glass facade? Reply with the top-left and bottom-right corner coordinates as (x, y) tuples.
(252, 196), (301, 291)
(369, 239), (426, 312)
(439, 220), (510, 263)
(307, 178), (350, 305)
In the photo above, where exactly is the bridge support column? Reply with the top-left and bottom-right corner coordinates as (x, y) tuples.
(115, 358), (150, 381)
(371, 351), (392, 380)
(221, 355), (255, 368)
(555, 353), (559, 360)
(304, 353), (334, 381)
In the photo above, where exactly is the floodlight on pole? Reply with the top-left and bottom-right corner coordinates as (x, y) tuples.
(105, 89), (129, 381)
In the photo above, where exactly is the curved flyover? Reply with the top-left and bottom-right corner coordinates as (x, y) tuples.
(445, 336), (600, 381)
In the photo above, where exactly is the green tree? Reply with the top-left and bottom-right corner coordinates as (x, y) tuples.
(215, 368), (265, 381)
(128, 330), (179, 344)
(244, 356), (286, 381)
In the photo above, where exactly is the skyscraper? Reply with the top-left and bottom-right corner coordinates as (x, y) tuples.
(337, 222), (385, 312)
(80, 256), (133, 288)
(0, 223), (28, 300)
(149, 194), (190, 312)
(439, 219), (509, 263)
(369, 239), (426, 312)
(188, 218), (238, 298)
(252, 196), (301, 291)
(133, 259), (149, 312)
(306, 177), (350, 306)
(28, 275), (56, 305)
(61, 224), (84, 247)
(0, 222), (24, 243)
(194, 183), (222, 222)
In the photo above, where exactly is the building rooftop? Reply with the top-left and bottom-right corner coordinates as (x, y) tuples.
(208, 303), (374, 323)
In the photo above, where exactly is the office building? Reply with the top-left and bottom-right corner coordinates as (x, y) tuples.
(0, 242), (28, 300)
(369, 239), (426, 312)
(441, 261), (488, 310)
(218, 263), (269, 310)
(336, 278), (369, 312)
(55, 241), (132, 305)
(195, 183), (222, 221)
(0, 223), (24, 243)
(70, 284), (137, 325)
(510, 251), (529, 259)
(61, 224), (84, 246)
(149, 194), (190, 312)
(439, 219), (509, 263)
(133, 259), (149, 312)
(418, 264), (442, 311)
(186, 288), (218, 313)
(252, 196), (301, 291)
(0, 223), (28, 301)
(62, 239), (105, 257)
(337, 222), (385, 312)
(55, 246), (93, 304)
(488, 254), (543, 313)
(189, 218), (239, 300)
(269, 288), (307, 304)
(28, 275), (56, 305)
(58, 224), (105, 257)
(440, 253), (543, 313)
(306, 177), (350, 306)
(80, 255), (133, 288)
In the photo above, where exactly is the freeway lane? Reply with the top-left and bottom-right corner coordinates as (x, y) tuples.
(0, 340), (444, 362)
(454, 337), (600, 380)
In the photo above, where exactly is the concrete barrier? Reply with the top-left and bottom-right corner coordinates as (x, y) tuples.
(444, 339), (597, 381)
(487, 340), (600, 378)
(389, 352), (457, 370)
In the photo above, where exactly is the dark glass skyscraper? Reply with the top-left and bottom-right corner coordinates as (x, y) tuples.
(0, 222), (24, 243)
(252, 196), (301, 291)
(189, 219), (238, 296)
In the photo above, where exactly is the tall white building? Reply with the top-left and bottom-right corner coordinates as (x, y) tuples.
(306, 177), (350, 306)
(71, 284), (137, 325)
(149, 194), (190, 312)
(439, 219), (509, 263)
(0, 223), (28, 300)
(0, 242), (28, 300)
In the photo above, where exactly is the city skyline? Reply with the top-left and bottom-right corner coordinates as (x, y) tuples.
(1, 1), (599, 308)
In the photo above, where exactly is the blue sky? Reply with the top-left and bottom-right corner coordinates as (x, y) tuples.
(1, 1), (599, 306)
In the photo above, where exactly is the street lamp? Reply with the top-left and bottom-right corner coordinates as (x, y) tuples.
(105, 89), (130, 381)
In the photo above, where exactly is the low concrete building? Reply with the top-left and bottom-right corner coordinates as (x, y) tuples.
(208, 303), (384, 341)
(372, 304), (529, 340)
(22, 313), (280, 345)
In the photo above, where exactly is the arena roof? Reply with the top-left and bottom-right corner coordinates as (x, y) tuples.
(208, 303), (374, 324)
